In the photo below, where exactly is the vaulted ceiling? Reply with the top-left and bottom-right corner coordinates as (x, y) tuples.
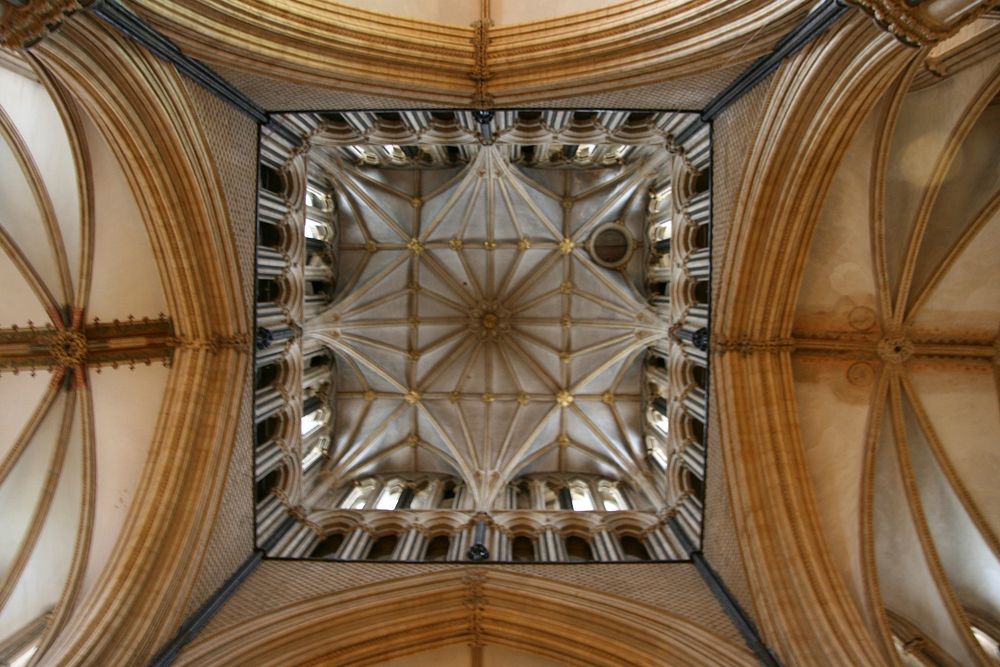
(0, 56), (171, 645)
(792, 38), (1000, 664)
(307, 143), (671, 510)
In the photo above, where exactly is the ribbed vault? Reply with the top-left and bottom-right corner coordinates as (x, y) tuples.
(307, 144), (670, 510)
(791, 26), (1000, 666)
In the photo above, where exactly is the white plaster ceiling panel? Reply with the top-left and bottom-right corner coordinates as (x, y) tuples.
(0, 57), (171, 648)
(83, 112), (167, 321)
(0, 66), (80, 304)
(882, 51), (1000, 305)
(791, 356), (875, 630)
(910, 205), (1000, 338)
(905, 363), (1000, 550)
(307, 144), (669, 509)
(791, 50), (1000, 664)
(872, 410), (981, 667)
(902, 390), (1000, 627)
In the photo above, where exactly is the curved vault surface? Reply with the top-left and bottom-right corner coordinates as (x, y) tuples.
(309, 144), (670, 510)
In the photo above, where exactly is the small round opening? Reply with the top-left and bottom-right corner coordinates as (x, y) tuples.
(588, 223), (634, 269)
(594, 228), (628, 263)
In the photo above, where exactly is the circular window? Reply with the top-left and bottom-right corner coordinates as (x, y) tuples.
(588, 223), (634, 269)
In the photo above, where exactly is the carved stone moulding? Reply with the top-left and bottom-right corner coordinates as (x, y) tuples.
(846, 0), (1000, 46)
(0, 0), (88, 48)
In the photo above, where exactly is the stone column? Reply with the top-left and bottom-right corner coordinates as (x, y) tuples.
(339, 527), (374, 560)
(591, 528), (623, 561)
(392, 527), (427, 560)
(537, 527), (566, 562)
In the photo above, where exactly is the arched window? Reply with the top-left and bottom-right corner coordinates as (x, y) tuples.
(300, 407), (326, 437)
(683, 467), (704, 500)
(648, 405), (670, 437)
(544, 484), (560, 510)
(259, 220), (283, 249)
(598, 481), (628, 511)
(340, 479), (377, 510)
(310, 533), (344, 559)
(565, 536), (593, 562)
(301, 435), (325, 471)
(690, 417), (705, 445)
(439, 481), (456, 509)
(306, 279), (333, 300)
(255, 362), (281, 391)
(568, 480), (595, 511)
(693, 280), (710, 303)
(620, 535), (651, 562)
(374, 481), (403, 510)
(259, 163), (285, 195)
(256, 415), (281, 445)
(692, 365), (708, 390)
(256, 277), (281, 303)
(306, 184), (330, 210)
(511, 536), (535, 562)
(367, 534), (398, 561)
(255, 466), (282, 503)
(515, 480), (533, 509)
(424, 535), (451, 562)
(692, 224), (710, 250)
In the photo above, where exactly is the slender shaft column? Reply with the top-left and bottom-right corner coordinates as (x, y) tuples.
(258, 191), (286, 226)
(686, 247), (710, 280)
(272, 522), (318, 557)
(537, 527), (566, 562)
(255, 441), (284, 479)
(255, 496), (285, 543)
(392, 528), (427, 560)
(421, 480), (442, 509)
(673, 499), (701, 545)
(305, 237), (328, 254)
(683, 190), (711, 226)
(558, 486), (573, 510)
(254, 386), (285, 421)
(681, 442), (707, 479)
(591, 528), (623, 561)
(302, 363), (330, 390)
(448, 525), (471, 561)
(682, 387), (707, 423)
(643, 527), (672, 560)
(302, 395), (323, 416)
(395, 486), (415, 509)
(340, 528), (374, 559)
(303, 264), (332, 281)
(256, 246), (288, 278)
(452, 484), (468, 510)
(493, 529), (511, 561)
(256, 303), (286, 328)
(529, 480), (546, 509)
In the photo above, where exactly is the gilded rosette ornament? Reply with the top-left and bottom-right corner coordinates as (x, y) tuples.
(1, 0), (87, 48)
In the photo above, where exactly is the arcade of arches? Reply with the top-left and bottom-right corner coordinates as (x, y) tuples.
(1, 0), (999, 666)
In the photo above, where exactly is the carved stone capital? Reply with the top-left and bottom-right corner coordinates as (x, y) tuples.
(1, 0), (85, 48)
(845, 0), (999, 46)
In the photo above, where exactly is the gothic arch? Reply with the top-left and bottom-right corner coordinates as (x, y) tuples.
(26, 15), (250, 666)
(176, 569), (756, 666)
